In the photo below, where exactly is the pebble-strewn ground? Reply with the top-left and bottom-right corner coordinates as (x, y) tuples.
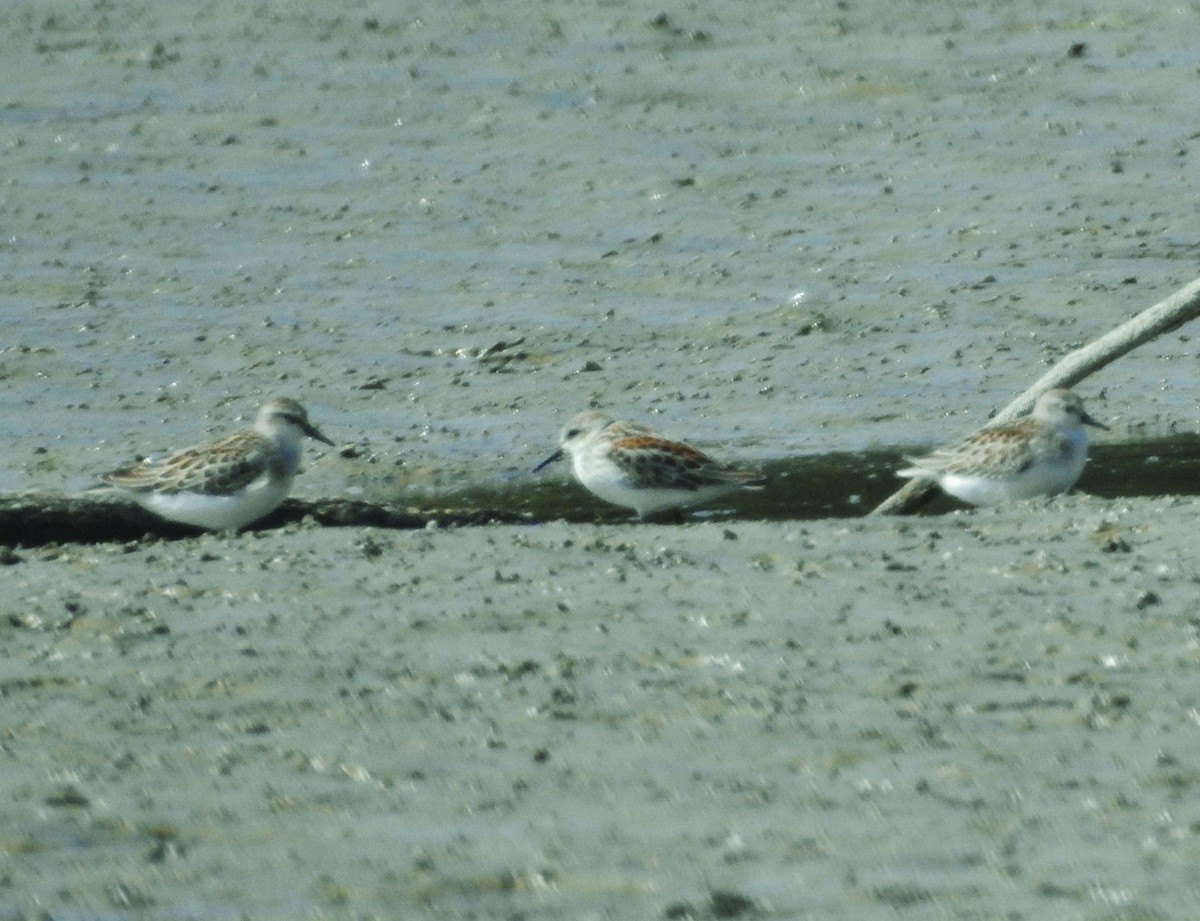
(4, 497), (1200, 918)
(3, 0), (1200, 917)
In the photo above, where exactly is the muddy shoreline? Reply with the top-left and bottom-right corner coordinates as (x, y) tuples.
(4, 0), (1200, 918)
(5, 495), (1200, 919)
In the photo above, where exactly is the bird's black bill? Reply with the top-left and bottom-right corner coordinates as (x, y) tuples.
(304, 422), (336, 446)
(1082, 412), (1109, 431)
(531, 449), (564, 474)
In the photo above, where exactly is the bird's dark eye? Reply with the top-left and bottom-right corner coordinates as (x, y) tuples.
(566, 428), (582, 439)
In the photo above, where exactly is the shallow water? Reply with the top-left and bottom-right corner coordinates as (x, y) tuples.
(410, 434), (1200, 524)
(6, 433), (1196, 546)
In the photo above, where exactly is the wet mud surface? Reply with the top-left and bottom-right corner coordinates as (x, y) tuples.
(5, 497), (1200, 919)
(3, 0), (1200, 918)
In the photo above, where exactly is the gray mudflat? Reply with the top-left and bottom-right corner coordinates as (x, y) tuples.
(4, 497), (1197, 918)
(3, 0), (1200, 917)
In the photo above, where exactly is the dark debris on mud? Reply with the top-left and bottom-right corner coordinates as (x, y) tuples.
(0, 494), (531, 547)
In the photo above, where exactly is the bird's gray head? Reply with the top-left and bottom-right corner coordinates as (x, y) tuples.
(557, 410), (614, 453)
(257, 398), (335, 445)
(1033, 389), (1107, 431)
(531, 410), (614, 473)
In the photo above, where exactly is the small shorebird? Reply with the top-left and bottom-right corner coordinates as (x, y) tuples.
(100, 397), (334, 530)
(896, 388), (1107, 506)
(533, 410), (765, 519)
